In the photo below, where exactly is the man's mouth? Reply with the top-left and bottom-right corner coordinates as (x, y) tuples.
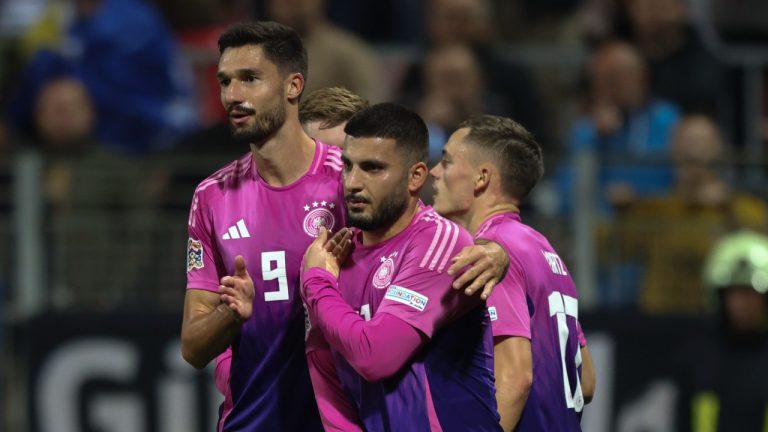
(229, 109), (255, 125)
(346, 196), (370, 209)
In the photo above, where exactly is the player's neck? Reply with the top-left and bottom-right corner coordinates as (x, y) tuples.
(361, 198), (421, 246)
(466, 198), (519, 235)
(249, 117), (316, 187)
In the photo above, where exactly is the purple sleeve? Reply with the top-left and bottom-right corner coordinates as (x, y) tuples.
(307, 349), (364, 431)
(376, 227), (478, 338)
(485, 253), (531, 340)
(302, 268), (424, 382)
(186, 190), (225, 292)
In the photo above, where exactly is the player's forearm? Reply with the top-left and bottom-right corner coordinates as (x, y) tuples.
(181, 303), (241, 369)
(580, 346), (596, 404)
(494, 336), (533, 431)
(496, 379), (530, 432)
(307, 349), (364, 431)
(303, 268), (423, 382)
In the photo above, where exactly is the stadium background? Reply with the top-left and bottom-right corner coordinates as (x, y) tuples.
(1, 0), (767, 430)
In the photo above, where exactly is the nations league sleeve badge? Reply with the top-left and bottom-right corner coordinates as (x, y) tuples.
(187, 238), (204, 271)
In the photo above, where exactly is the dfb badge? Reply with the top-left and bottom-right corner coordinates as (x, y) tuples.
(302, 200), (336, 237)
(372, 252), (398, 289)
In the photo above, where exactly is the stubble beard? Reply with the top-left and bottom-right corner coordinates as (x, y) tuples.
(346, 176), (410, 232)
(230, 99), (287, 146)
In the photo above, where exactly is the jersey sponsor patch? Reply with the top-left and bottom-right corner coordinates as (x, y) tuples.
(187, 238), (204, 271)
(488, 306), (498, 321)
(384, 285), (428, 311)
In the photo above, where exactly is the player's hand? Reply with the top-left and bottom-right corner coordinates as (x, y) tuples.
(303, 227), (346, 278)
(219, 255), (255, 322)
(324, 227), (353, 264)
(447, 241), (509, 300)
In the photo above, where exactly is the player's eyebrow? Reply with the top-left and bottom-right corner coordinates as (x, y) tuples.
(216, 68), (261, 81)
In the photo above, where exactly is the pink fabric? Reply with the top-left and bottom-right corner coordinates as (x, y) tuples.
(214, 348), (232, 397)
(485, 255), (532, 340)
(307, 349), (364, 431)
(421, 367), (443, 432)
(373, 213), (475, 338)
(577, 321), (587, 347)
(214, 349), (233, 432)
(302, 267), (424, 382)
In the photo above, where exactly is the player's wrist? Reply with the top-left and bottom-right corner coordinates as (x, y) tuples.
(217, 303), (244, 325)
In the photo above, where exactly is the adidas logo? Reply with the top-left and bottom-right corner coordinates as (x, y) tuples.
(222, 219), (250, 240)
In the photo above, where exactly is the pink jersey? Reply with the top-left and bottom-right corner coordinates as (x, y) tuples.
(477, 212), (584, 431)
(186, 141), (344, 432)
(309, 205), (500, 431)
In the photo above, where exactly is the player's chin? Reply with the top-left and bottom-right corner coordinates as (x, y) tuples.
(346, 214), (371, 229)
(431, 195), (445, 212)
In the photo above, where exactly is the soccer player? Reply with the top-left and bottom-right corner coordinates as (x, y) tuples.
(300, 86), (369, 148)
(212, 85), (369, 408)
(181, 22), (509, 432)
(300, 103), (501, 431)
(430, 115), (595, 431)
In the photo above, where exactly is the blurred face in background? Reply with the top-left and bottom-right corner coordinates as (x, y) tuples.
(590, 42), (648, 110)
(35, 77), (95, 148)
(424, 44), (484, 106)
(671, 116), (723, 180)
(723, 286), (768, 332)
(266, 0), (324, 35)
(428, 0), (490, 46)
(218, 44), (287, 145)
(625, 0), (687, 37)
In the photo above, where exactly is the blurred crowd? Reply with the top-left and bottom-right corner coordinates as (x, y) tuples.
(0, 0), (767, 315)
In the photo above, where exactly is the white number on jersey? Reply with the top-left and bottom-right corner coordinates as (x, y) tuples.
(548, 291), (584, 412)
(262, 251), (289, 302)
(359, 304), (371, 321)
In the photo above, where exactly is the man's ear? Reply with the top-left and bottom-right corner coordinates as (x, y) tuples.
(286, 72), (304, 102)
(474, 164), (493, 194)
(409, 162), (429, 193)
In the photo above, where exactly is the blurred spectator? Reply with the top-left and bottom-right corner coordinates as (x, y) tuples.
(712, 0), (768, 44)
(7, 0), (197, 154)
(676, 230), (768, 431)
(157, 0), (251, 125)
(27, 76), (154, 309)
(415, 44), (509, 164)
(266, 0), (384, 103)
(600, 115), (768, 311)
(621, 0), (735, 144)
(324, 0), (425, 43)
(398, 0), (545, 144)
(561, 40), (681, 214)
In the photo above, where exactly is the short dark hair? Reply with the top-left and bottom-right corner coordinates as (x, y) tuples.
(299, 87), (369, 128)
(458, 115), (544, 200)
(344, 103), (428, 166)
(218, 21), (308, 82)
